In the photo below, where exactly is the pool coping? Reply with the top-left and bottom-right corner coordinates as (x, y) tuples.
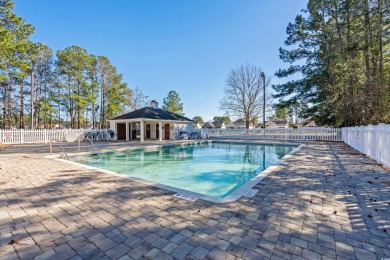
(47, 140), (304, 204)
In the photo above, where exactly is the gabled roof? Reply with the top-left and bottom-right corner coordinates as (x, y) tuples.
(234, 118), (245, 124)
(110, 107), (193, 122)
(298, 119), (316, 127)
(272, 120), (287, 126)
(265, 121), (277, 126)
(204, 122), (215, 128)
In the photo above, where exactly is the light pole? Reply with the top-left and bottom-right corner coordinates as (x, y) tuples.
(260, 72), (266, 134)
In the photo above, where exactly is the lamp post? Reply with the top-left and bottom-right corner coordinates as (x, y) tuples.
(260, 72), (266, 134)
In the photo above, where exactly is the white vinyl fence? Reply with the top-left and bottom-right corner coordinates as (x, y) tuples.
(0, 127), (342, 145)
(200, 127), (341, 141)
(342, 124), (390, 168)
(0, 129), (84, 145)
(3, 126), (389, 168)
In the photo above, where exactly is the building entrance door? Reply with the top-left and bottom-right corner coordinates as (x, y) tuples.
(164, 124), (170, 139)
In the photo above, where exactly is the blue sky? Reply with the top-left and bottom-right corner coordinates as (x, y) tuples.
(14, 0), (307, 121)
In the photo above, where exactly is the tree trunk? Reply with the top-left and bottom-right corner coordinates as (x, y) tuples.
(363, 0), (372, 120)
(245, 115), (250, 133)
(44, 82), (47, 129)
(100, 79), (105, 129)
(19, 82), (24, 129)
(2, 83), (6, 129)
(377, 0), (384, 117)
(92, 102), (95, 128)
(68, 76), (74, 128)
(6, 83), (12, 129)
(58, 86), (61, 129)
(30, 70), (34, 129)
(77, 81), (80, 129)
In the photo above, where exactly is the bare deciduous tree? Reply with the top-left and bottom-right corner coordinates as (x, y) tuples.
(130, 86), (149, 111)
(220, 64), (272, 129)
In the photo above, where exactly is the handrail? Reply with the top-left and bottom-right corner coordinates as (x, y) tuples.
(87, 137), (100, 156)
(57, 139), (69, 160)
(49, 133), (99, 160)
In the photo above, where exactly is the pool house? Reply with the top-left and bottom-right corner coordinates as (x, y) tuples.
(108, 101), (193, 142)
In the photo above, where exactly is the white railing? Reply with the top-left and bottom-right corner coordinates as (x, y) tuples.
(199, 127), (341, 141)
(342, 124), (390, 168)
(0, 129), (85, 144)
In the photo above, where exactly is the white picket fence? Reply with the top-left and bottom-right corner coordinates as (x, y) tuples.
(201, 127), (342, 141)
(0, 127), (342, 145)
(2, 126), (389, 168)
(342, 124), (390, 168)
(0, 129), (85, 145)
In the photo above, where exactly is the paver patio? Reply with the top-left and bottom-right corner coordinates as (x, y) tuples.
(0, 141), (389, 259)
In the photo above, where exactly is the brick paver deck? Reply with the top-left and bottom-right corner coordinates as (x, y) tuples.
(0, 141), (389, 259)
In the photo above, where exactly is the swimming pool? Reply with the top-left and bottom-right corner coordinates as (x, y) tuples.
(72, 142), (297, 200)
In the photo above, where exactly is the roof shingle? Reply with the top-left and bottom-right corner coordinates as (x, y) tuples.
(109, 107), (193, 122)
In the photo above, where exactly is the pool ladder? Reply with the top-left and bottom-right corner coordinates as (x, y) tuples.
(57, 139), (69, 160)
(87, 137), (100, 156)
(50, 137), (99, 160)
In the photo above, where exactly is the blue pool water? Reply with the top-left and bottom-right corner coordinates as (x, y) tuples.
(73, 142), (296, 198)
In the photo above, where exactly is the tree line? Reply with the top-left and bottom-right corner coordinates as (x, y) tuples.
(274, 0), (390, 127)
(0, 0), (151, 129)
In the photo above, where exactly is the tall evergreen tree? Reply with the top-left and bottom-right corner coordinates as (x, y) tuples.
(32, 43), (54, 128)
(97, 56), (131, 128)
(0, 0), (134, 129)
(274, 0), (390, 126)
(162, 90), (184, 115)
(56, 46), (95, 128)
(0, 0), (34, 128)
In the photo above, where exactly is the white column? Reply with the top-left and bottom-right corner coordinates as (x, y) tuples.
(109, 121), (115, 131)
(114, 123), (117, 140)
(159, 121), (163, 141)
(125, 122), (129, 141)
(140, 120), (144, 142)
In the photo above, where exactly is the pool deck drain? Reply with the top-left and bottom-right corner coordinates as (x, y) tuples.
(0, 141), (390, 259)
(173, 193), (198, 201)
(243, 189), (258, 197)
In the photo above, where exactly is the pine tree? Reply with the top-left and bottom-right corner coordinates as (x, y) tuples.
(162, 90), (184, 115)
(33, 43), (54, 128)
(274, 0), (390, 126)
(56, 46), (95, 128)
(0, 0), (34, 128)
(1, 0), (135, 129)
(97, 56), (131, 127)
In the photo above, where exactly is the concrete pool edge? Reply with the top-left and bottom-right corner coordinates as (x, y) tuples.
(48, 140), (304, 204)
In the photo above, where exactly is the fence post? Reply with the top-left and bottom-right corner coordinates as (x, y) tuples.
(377, 123), (384, 165)
(20, 129), (24, 144)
